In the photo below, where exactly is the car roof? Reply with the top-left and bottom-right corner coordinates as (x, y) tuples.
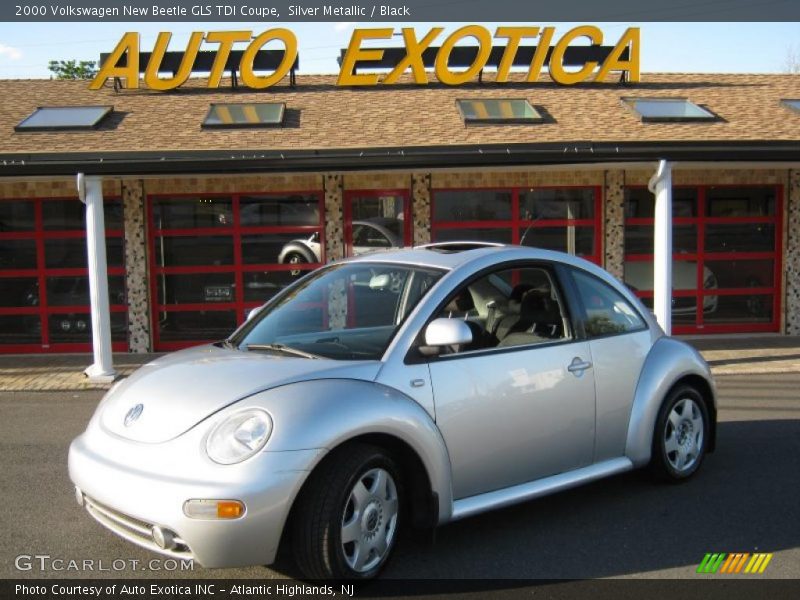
(343, 243), (597, 272)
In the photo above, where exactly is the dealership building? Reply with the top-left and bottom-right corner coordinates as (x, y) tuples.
(0, 67), (799, 358)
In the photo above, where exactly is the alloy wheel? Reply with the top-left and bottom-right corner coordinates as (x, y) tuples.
(664, 398), (704, 473)
(340, 467), (399, 573)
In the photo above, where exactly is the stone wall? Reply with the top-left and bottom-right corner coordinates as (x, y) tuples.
(786, 170), (800, 335)
(411, 173), (432, 246)
(603, 170), (625, 280)
(121, 180), (150, 353)
(323, 173), (344, 261)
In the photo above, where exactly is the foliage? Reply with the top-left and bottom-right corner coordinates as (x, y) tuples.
(47, 60), (97, 80)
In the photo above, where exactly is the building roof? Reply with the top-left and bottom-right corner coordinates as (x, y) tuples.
(1, 72), (800, 174)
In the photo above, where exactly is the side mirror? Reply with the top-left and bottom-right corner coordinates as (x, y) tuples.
(422, 318), (473, 355)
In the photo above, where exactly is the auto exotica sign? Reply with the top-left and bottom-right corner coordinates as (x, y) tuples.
(89, 25), (640, 90)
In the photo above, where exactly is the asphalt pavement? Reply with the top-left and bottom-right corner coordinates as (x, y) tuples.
(0, 374), (798, 581)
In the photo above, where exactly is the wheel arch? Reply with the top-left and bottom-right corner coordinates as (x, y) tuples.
(241, 379), (454, 562)
(278, 242), (317, 264)
(625, 337), (717, 467)
(283, 433), (440, 545)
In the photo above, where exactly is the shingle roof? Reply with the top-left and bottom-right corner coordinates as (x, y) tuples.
(1, 72), (800, 156)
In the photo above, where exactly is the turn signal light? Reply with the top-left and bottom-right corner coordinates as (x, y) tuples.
(183, 499), (245, 519)
(217, 501), (244, 519)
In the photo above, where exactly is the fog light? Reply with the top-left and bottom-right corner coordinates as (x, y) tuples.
(74, 487), (84, 507)
(151, 525), (176, 550)
(183, 499), (245, 519)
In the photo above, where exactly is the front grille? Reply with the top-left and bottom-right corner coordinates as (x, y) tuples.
(83, 495), (193, 559)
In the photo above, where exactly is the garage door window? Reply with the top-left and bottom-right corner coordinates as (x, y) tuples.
(432, 187), (601, 264)
(623, 185), (782, 334)
(148, 192), (324, 350)
(0, 197), (127, 353)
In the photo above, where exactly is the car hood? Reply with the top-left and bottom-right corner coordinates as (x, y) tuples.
(99, 344), (381, 443)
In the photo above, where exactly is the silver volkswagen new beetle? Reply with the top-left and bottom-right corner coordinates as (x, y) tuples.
(69, 243), (716, 579)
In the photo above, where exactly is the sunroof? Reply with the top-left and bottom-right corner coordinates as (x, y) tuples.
(15, 106), (113, 131)
(456, 99), (543, 124)
(781, 99), (800, 113)
(202, 103), (285, 128)
(623, 97), (716, 122)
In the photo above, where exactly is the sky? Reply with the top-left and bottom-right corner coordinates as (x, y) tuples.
(0, 22), (798, 79)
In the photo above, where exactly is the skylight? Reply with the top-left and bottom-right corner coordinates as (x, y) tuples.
(781, 99), (800, 113)
(456, 99), (543, 124)
(202, 103), (285, 128)
(622, 97), (716, 122)
(15, 106), (113, 131)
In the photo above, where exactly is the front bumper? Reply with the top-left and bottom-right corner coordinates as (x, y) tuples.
(69, 432), (323, 568)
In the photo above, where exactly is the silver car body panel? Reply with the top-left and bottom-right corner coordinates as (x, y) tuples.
(625, 336), (717, 467)
(69, 244), (716, 568)
(589, 329), (655, 462)
(230, 379), (454, 523)
(99, 344), (381, 443)
(70, 420), (323, 568)
(429, 339), (596, 499)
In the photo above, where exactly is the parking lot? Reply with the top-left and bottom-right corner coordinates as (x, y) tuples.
(0, 373), (797, 581)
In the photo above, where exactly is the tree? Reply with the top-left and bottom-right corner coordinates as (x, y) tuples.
(48, 60), (97, 80)
(784, 46), (800, 74)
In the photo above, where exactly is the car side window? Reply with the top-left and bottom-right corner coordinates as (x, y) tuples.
(433, 265), (572, 354)
(570, 269), (646, 337)
(354, 224), (391, 248)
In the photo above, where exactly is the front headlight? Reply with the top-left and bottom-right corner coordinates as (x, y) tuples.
(206, 409), (273, 465)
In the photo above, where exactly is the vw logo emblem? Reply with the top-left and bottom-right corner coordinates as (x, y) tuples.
(124, 404), (144, 427)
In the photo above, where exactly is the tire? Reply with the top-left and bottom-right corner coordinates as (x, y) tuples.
(292, 443), (402, 580)
(285, 252), (309, 277)
(649, 385), (710, 482)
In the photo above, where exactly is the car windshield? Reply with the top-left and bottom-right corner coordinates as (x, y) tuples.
(233, 262), (445, 360)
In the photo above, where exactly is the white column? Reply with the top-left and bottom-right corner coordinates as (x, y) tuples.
(648, 160), (673, 335)
(78, 173), (117, 382)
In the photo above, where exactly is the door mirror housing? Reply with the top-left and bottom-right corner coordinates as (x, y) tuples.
(422, 318), (473, 353)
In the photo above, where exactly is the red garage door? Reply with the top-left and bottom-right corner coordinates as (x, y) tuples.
(148, 192), (325, 351)
(624, 185), (782, 334)
(0, 197), (127, 353)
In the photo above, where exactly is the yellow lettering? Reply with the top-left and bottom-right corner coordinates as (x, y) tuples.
(240, 28), (297, 89)
(595, 27), (640, 83)
(89, 32), (140, 90)
(205, 30), (252, 88)
(549, 25), (603, 85)
(435, 25), (492, 86)
(527, 27), (554, 83)
(383, 27), (443, 85)
(144, 31), (204, 90)
(337, 28), (393, 86)
(495, 26), (539, 82)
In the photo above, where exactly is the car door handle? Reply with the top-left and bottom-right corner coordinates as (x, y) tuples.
(567, 358), (593, 375)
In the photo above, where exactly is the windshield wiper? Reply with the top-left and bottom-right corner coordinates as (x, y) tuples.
(242, 343), (321, 359)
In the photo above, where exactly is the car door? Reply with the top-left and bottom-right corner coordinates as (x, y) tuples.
(353, 223), (393, 256)
(566, 268), (653, 463)
(427, 264), (596, 500)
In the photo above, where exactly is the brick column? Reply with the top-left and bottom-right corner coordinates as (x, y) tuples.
(122, 180), (151, 353)
(603, 170), (626, 280)
(411, 173), (432, 246)
(786, 170), (800, 334)
(323, 173), (344, 262)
